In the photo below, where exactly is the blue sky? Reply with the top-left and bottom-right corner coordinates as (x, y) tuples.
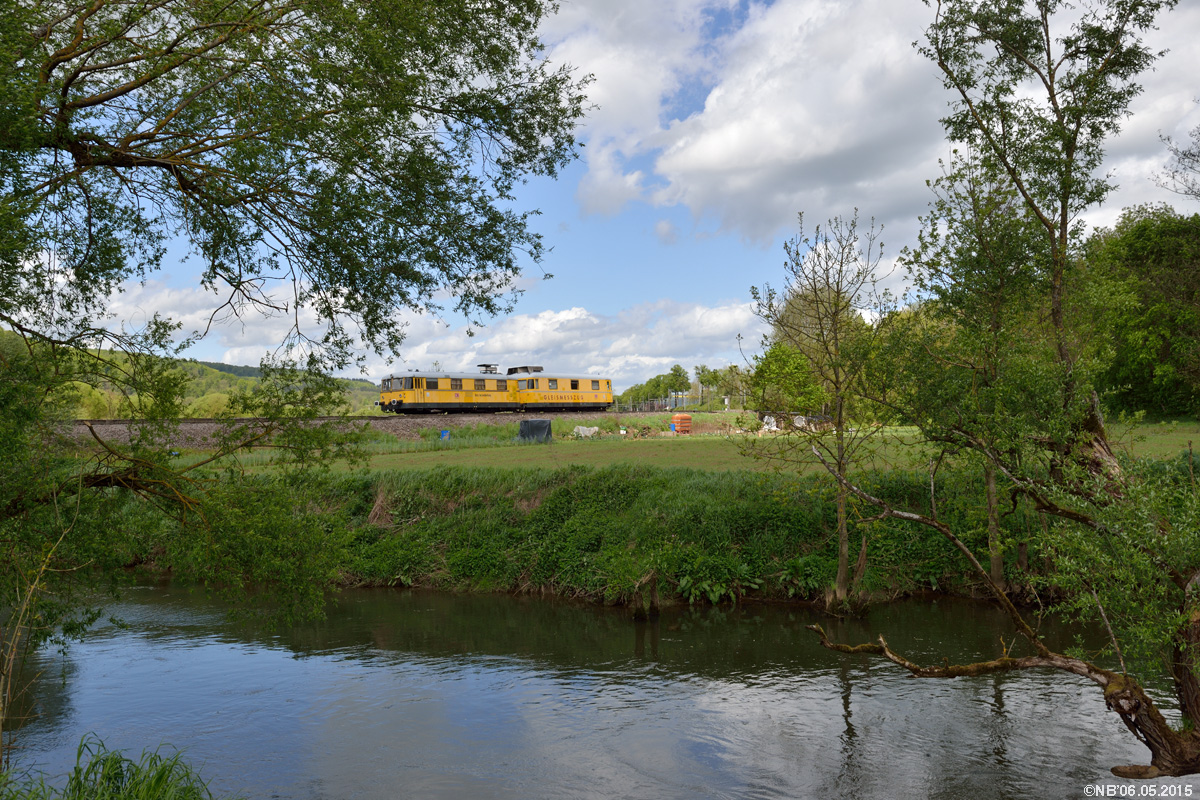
(110, 0), (1200, 392)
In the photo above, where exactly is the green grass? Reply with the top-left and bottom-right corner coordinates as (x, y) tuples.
(1114, 419), (1200, 460)
(336, 463), (994, 603)
(1, 737), (240, 800)
(358, 422), (927, 473)
(180, 414), (1200, 475)
(366, 435), (757, 471)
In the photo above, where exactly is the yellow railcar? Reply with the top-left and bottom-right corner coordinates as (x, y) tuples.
(377, 364), (612, 413)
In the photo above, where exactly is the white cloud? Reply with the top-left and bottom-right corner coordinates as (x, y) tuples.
(549, 0), (1200, 242)
(543, 0), (733, 215)
(107, 280), (767, 390)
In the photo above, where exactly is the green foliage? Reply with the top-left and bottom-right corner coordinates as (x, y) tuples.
(1042, 453), (1200, 682)
(922, 0), (1175, 239)
(57, 353), (384, 421)
(619, 364), (693, 404)
(0, 333), (364, 756)
(0, 0), (590, 771)
(1085, 205), (1200, 416)
(747, 342), (826, 419)
(778, 553), (837, 598)
(337, 463), (1029, 605)
(0, 0), (588, 369)
(894, 149), (1080, 470)
(0, 736), (240, 800)
(156, 475), (354, 624)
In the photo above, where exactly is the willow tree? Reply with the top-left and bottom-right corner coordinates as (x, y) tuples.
(0, 0), (587, 367)
(813, 0), (1200, 778)
(920, 0), (1178, 479)
(0, 0), (587, 761)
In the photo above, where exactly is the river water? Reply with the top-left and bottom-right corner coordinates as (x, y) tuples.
(6, 587), (1184, 799)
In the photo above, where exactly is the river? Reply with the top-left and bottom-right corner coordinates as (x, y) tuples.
(6, 587), (1181, 798)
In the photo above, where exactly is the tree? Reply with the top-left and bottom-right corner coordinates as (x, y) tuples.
(1085, 204), (1200, 416)
(1162, 109), (1200, 201)
(920, 0), (1176, 478)
(0, 0), (587, 762)
(665, 364), (691, 397)
(0, 333), (369, 759)
(694, 364), (721, 406)
(746, 343), (825, 424)
(715, 365), (748, 404)
(813, 0), (1200, 777)
(0, 0), (588, 369)
(898, 149), (1050, 588)
(750, 211), (894, 606)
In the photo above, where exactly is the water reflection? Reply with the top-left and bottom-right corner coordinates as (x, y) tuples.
(8, 587), (1176, 799)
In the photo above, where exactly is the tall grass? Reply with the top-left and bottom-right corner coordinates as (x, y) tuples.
(336, 463), (1041, 605)
(0, 736), (241, 800)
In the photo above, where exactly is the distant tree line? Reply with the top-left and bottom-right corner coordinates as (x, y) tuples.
(617, 363), (751, 407)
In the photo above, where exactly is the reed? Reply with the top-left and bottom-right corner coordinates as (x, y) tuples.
(0, 736), (241, 800)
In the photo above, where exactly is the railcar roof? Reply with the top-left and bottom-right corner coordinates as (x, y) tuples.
(380, 371), (610, 381)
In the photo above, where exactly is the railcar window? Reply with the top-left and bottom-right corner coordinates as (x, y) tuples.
(475, 379), (486, 390)
(403, 377), (413, 390)
(591, 380), (600, 390)
(518, 380), (527, 390)
(497, 379), (507, 391)
(606, 381), (611, 389)
(531, 379), (539, 389)
(570, 380), (579, 390)
(548, 379), (558, 390)
(451, 378), (462, 390)
(427, 378), (439, 390)
(382, 379), (390, 391)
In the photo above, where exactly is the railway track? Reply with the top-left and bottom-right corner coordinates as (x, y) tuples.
(74, 411), (623, 426)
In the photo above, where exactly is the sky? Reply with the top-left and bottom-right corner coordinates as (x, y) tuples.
(107, 0), (1200, 392)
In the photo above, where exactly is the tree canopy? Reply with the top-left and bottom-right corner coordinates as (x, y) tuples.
(0, 0), (588, 368)
(1087, 205), (1200, 415)
(805, 0), (1200, 778)
(0, 0), (588, 759)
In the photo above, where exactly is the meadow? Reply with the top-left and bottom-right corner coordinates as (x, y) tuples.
(338, 413), (1200, 473)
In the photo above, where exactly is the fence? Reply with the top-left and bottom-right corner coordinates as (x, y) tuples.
(610, 394), (746, 414)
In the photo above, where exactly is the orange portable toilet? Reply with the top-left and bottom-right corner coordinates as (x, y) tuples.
(671, 413), (692, 435)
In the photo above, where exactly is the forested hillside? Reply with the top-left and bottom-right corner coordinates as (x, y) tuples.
(0, 331), (382, 418)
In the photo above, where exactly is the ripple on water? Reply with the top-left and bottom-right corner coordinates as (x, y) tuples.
(12, 590), (1160, 800)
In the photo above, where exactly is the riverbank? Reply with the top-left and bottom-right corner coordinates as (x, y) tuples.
(144, 463), (1041, 610)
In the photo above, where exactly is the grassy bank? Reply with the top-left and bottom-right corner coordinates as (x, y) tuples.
(263, 463), (1041, 607)
(148, 414), (1200, 610)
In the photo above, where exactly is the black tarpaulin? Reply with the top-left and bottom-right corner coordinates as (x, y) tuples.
(518, 419), (553, 443)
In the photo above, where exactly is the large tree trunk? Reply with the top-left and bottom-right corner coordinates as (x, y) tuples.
(807, 464), (1200, 777)
(1105, 676), (1200, 778)
(810, 619), (1200, 778)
